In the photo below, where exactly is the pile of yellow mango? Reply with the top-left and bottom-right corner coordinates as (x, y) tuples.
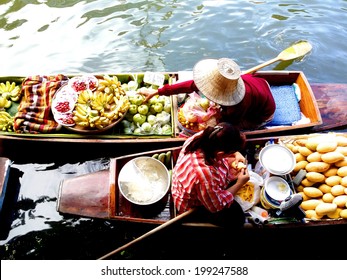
(284, 133), (347, 220)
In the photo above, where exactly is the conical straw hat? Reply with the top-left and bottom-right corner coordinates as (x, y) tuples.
(193, 58), (245, 106)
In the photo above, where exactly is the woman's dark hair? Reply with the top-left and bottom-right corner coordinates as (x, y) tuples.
(184, 122), (245, 165)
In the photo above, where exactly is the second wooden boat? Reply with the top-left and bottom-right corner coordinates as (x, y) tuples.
(57, 132), (347, 228)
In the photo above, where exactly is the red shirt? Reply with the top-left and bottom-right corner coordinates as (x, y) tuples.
(221, 74), (275, 129)
(158, 74), (275, 130)
(171, 131), (239, 213)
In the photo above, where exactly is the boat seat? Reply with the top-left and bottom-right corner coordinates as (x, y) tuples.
(267, 84), (301, 126)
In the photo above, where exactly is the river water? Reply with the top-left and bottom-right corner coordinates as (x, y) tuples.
(1, 0), (347, 260)
(0, 0), (346, 83)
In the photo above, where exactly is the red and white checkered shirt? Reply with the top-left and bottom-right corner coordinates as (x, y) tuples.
(172, 131), (239, 213)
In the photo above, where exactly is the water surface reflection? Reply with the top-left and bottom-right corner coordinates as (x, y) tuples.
(0, 1), (346, 83)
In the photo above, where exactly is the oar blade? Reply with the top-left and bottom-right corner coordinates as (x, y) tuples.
(278, 41), (313, 61)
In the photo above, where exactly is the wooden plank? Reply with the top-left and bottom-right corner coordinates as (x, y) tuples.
(311, 83), (347, 131)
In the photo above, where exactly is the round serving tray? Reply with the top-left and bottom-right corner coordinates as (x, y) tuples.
(52, 82), (127, 134)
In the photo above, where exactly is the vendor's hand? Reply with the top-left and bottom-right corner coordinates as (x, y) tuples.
(138, 87), (159, 103)
(237, 167), (250, 186)
(227, 152), (246, 170)
(231, 161), (247, 171)
(227, 165), (250, 195)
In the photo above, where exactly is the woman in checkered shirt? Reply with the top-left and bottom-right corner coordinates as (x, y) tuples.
(171, 122), (249, 228)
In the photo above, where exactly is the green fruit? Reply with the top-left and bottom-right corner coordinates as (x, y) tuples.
(138, 104), (149, 115)
(124, 112), (134, 122)
(134, 127), (142, 134)
(158, 153), (166, 164)
(129, 104), (138, 114)
(152, 153), (159, 159)
(149, 105), (157, 114)
(147, 114), (157, 125)
(129, 94), (144, 105)
(153, 102), (163, 113)
(133, 113), (146, 125)
(141, 122), (151, 132)
(165, 151), (172, 168)
(161, 124), (172, 134)
(163, 103), (171, 114)
(157, 96), (166, 105)
(148, 95), (159, 105)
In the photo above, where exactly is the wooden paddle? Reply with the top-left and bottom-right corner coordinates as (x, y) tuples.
(97, 208), (197, 260)
(243, 40), (312, 74)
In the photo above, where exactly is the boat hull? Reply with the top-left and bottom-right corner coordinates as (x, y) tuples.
(58, 147), (181, 224)
(57, 133), (347, 228)
(0, 71), (325, 142)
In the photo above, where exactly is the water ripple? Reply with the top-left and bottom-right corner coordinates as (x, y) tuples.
(0, 0), (346, 81)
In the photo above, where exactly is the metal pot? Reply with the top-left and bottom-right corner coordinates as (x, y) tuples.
(118, 156), (170, 205)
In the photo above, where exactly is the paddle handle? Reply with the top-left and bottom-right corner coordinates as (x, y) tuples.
(242, 57), (280, 75)
(97, 208), (196, 260)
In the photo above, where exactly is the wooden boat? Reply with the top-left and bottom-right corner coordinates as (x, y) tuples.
(57, 146), (180, 224)
(57, 132), (347, 228)
(0, 71), (336, 145)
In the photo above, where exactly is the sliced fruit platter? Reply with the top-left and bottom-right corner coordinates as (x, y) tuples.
(52, 75), (131, 133)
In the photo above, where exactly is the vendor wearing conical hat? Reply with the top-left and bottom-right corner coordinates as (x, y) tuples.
(140, 58), (275, 130)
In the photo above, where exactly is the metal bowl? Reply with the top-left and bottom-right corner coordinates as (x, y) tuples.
(118, 156), (170, 205)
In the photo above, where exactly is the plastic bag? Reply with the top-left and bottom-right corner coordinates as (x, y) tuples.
(180, 92), (220, 124)
(234, 171), (263, 211)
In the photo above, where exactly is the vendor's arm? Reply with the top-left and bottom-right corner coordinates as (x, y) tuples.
(140, 80), (198, 102)
(195, 161), (249, 213)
